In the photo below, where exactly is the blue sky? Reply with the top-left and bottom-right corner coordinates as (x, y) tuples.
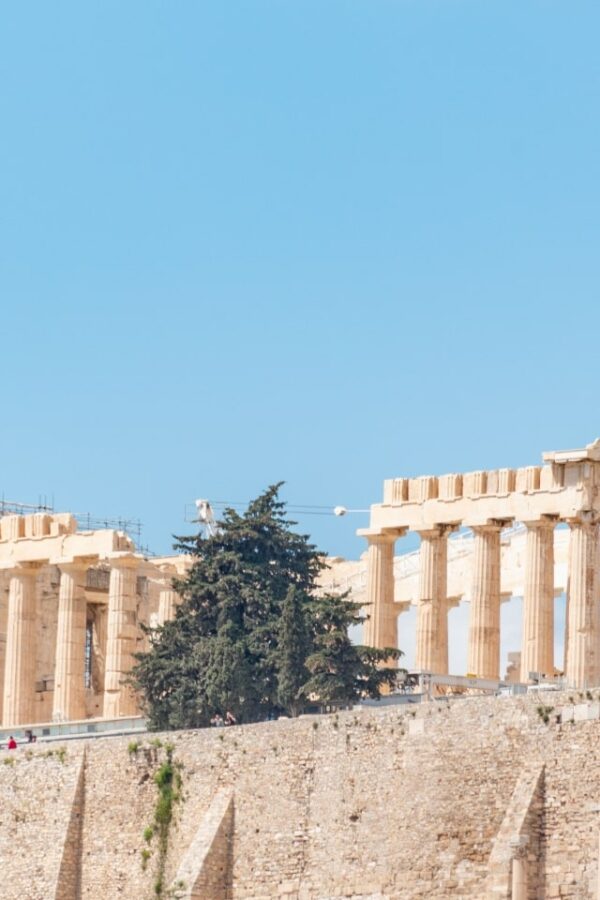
(1, 2), (599, 577)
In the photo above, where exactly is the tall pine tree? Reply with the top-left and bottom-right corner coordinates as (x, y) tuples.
(131, 485), (401, 729)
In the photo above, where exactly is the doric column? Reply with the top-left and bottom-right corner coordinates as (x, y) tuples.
(363, 532), (402, 653)
(566, 517), (600, 689)
(0, 573), (9, 723)
(415, 527), (450, 674)
(103, 556), (139, 718)
(520, 519), (555, 682)
(158, 589), (178, 626)
(467, 523), (504, 680)
(53, 561), (88, 722)
(2, 564), (39, 727)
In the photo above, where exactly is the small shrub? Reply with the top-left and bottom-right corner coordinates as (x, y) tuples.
(536, 704), (554, 724)
(143, 826), (154, 843)
(56, 747), (67, 764)
(128, 740), (141, 756)
(3, 756), (14, 766)
(140, 848), (151, 870)
(155, 793), (173, 827)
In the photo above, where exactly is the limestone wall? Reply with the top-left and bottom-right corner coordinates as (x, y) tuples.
(3, 695), (600, 898)
(542, 722), (600, 898)
(0, 744), (84, 900)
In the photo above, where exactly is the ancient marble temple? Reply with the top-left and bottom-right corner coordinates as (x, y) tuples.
(0, 513), (186, 728)
(359, 440), (600, 689)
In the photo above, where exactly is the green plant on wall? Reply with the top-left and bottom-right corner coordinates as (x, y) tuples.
(139, 743), (183, 897)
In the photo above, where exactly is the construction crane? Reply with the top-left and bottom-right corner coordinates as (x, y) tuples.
(194, 499), (218, 537)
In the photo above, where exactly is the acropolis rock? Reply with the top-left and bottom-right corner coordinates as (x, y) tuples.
(3, 693), (600, 898)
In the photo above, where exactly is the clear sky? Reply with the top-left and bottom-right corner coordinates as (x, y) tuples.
(2, 1), (599, 587)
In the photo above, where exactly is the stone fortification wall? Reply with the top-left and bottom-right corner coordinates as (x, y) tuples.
(3, 694), (600, 898)
(541, 721), (600, 897)
(0, 744), (84, 900)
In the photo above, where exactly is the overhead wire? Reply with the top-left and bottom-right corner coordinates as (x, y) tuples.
(207, 500), (341, 516)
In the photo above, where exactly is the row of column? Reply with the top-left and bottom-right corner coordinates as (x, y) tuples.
(364, 516), (600, 689)
(1, 559), (179, 727)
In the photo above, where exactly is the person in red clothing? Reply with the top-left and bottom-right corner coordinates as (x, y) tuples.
(7, 736), (17, 750)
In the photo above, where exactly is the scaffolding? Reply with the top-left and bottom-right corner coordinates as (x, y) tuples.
(74, 513), (143, 545)
(0, 495), (54, 516)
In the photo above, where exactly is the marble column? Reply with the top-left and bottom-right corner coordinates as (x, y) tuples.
(565, 517), (600, 689)
(415, 528), (449, 674)
(520, 519), (555, 682)
(158, 588), (178, 626)
(53, 562), (88, 722)
(2, 564), (39, 727)
(0, 574), (9, 723)
(467, 523), (503, 680)
(363, 532), (401, 653)
(103, 557), (139, 718)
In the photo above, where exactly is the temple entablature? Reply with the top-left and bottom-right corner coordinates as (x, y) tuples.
(0, 514), (135, 567)
(372, 443), (600, 533)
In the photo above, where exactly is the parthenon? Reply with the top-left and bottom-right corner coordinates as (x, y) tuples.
(0, 512), (186, 728)
(357, 440), (600, 689)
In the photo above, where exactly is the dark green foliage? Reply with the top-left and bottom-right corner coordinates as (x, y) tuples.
(142, 743), (182, 896)
(131, 485), (402, 729)
(276, 586), (312, 716)
(303, 593), (400, 704)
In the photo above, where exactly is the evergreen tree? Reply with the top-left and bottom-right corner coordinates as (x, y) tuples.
(303, 594), (400, 704)
(131, 485), (402, 729)
(276, 586), (312, 716)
